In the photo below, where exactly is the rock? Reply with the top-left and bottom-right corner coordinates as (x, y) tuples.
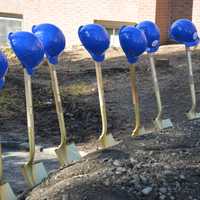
(115, 167), (126, 175)
(160, 194), (166, 200)
(113, 160), (121, 167)
(130, 157), (137, 164)
(104, 179), (110, 186)
(140, 175), (148, 184)
(159, 187), (167, 194)
(180, 175), (185, 180)
(141, 186), (153, 195)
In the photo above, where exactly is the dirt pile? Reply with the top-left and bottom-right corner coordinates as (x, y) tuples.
(23, 127), (200, 200)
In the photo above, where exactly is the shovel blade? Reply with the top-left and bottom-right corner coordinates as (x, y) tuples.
(186, 112), (200, 120)
(154, 118), (173, 130)
(55, 143), (81, 167)
(0, 183), (17, 200)
(22, 162), (48, 187)
(99, 134), (120, 148)
(132, 126), (152, 136)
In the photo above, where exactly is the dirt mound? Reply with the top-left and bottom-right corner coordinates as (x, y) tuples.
(22, 127), (200, 200)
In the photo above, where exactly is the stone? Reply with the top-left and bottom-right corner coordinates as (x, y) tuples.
(141, 187), (153, 195)
(115, 167), (126, 175)
(159, 187), (167, 194)
(113, 160), (121, 167)
(160, 194), (166, 200)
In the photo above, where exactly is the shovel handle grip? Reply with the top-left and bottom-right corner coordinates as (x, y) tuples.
(95, 62), (108, 140)
(149, 53), (162, 121)
(48, 62), (67, 145)
(0, 145), (3, 182)
(24, 69), (35, 165)
(186, 47), (197, 113)
(129, 64), (141, 136)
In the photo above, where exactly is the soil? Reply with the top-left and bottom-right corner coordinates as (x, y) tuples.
(1, 45), (200, 200)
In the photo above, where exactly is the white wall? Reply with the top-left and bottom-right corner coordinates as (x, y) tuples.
(22, 0), (140, 47)
(0, 0), (23, 14)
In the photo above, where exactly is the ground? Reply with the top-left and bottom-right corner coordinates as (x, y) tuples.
(1, 45), (200, 200)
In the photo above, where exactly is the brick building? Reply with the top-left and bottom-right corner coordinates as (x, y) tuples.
(0, 0), (200, 47)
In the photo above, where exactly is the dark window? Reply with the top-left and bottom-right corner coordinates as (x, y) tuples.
(0, 16), (22, 45)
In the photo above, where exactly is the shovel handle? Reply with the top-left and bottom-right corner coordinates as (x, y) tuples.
(48, 62), (67, 145)
(24, 69), (35, 165)
(129, 64), (141, 136)
(148, 53), (162, 121)
(0, 145), (3, 182)
(186, 47), (196, 113)
(95, 62), (108, 140)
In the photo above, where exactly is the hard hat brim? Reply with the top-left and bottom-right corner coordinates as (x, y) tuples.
(24, 66), (35, 76)
(147, 46), (159, 53)
(90, 52), (105, 62)
(184, 39), (200, 47)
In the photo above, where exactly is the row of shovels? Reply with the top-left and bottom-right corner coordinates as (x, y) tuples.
(0, 18), (200, 199)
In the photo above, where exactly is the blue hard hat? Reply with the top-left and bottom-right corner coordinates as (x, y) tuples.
(136, 21), (160, 53)
(78, 24), (110, 62)
(8, 31), (44, 75)
(119, 26), (147, 63)
(169, 19), (199, 47)
(0, 51), (8, 79)
(32, 23), (66, 65)
(0, 52), (8, 90)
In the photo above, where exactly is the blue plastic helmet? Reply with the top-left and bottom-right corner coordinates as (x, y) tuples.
(78, 24), (110, 62)
(32, 23), (66, 65)
(136, 21), (160, 53)
(119, 26), (147, 63)
(8, 31), (44, 76)
(0, 52), (8, 90)
(169, 19), (199, 47)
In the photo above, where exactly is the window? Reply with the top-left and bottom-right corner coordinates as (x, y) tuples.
(94, 20), (136, 47)
(0, 15), (22, 46)
(107, 28), (120, 47)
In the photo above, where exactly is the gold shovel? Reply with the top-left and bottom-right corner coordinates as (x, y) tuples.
(148, 53), (173, 130)
(21, 69), (48, 187)
(0, 144), (17, 200)
(185, 47), (200, 120)
(48, 62), (81, 167)
(129, 64), (148, 136)
(95, 62), (119, 148)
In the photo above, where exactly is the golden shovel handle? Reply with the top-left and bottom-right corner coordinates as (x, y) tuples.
(129, 64), (141, 136)
(0, 145), (3, 183)
(24, 69), (35, 165)
(148, 53), (162, 121)
(186, 47), (197, 113)
(95, 62), (108, 141)
(48, 62), (67, 146)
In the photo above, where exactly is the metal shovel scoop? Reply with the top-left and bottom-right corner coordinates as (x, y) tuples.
(129, 64), (149, 136)
(185, 47), (200, 120)
(48, 62), (81, 166)
(21, 69), (48, 187)
(0, 145), (17, 200)
(95, 62), (119, 148)
(148, 53), (173, 130)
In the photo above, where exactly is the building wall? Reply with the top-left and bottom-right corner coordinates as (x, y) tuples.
(192, 0), (200, 33)
(138, 0), (157, 22)
(0, 0), (23, 15)
(1, 0), (198, 46)
(23, 0), (140, 47)
(171, 0), (193, 22)
(156, 0), (172, 44)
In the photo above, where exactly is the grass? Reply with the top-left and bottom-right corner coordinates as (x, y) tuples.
(61, 81), (95, 96)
